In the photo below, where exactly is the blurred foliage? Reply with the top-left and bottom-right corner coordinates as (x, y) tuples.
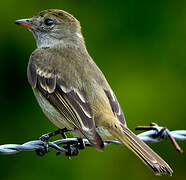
(0, 0), (186, 179)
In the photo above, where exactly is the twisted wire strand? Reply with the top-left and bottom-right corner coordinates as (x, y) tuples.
(0, 124), (186, 155)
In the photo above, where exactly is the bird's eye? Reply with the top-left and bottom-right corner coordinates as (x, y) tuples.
(44, 19), (54, 26)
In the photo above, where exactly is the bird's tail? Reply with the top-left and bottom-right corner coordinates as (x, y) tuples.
(108, 124), (173, 176)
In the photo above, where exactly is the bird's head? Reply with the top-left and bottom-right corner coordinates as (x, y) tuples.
(15, 9), (82, 48)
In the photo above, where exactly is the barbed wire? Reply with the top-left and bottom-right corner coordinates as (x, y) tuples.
(0, 123), (186, 156)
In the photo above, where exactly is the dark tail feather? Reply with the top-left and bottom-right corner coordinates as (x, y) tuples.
(110, 125), (173, 176)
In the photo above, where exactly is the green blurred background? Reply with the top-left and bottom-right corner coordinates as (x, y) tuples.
(0, 0), (186, 179)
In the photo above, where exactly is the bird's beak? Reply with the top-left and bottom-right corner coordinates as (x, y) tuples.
(15, 19), (35, 29)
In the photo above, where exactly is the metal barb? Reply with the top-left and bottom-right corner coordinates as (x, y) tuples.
(136, 123), (185, 153)
(0, 123), (186, 155)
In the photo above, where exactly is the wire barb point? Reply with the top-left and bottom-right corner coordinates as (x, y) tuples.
(0, 123), (186, 155)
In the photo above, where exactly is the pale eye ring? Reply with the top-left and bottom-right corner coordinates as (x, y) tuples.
(44, 19), (54, 26)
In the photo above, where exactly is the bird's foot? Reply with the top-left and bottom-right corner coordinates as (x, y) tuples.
(36, 128), (69, 157)
(56, 138), (85, 157)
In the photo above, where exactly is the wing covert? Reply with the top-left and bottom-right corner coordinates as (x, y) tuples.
(27, 48), (104, 150)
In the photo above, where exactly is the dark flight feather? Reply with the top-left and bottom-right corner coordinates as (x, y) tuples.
(104, 90), (126, 125)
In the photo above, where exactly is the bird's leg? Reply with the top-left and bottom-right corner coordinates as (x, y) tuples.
(64, 143), (79, 157)
(65, 138), (85, 157)
(58, 128), (69, 139)
(40, 128), (69, 141)
(77, 138), (85, 150)
(36, 128), (69, 156)
(59, 138), (85, 157)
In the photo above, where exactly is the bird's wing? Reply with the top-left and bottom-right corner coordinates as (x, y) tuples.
(27, 48), (104, 150)
(104, 89), (126, 126)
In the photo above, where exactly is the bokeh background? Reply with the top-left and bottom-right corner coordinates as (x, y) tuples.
(0, 0), (186, 179)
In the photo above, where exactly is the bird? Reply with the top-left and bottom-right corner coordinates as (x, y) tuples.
(15, 9), (172, 175)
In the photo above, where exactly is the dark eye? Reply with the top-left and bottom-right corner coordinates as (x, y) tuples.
(44, 19), (54, 26)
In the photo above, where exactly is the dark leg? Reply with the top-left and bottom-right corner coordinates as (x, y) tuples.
(40, 128), (69, 141)
(64, 138), (85, 157)
(56, 138), (85, 157)
(36, 128), (69, 156)
(77, 138), (85, 150)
